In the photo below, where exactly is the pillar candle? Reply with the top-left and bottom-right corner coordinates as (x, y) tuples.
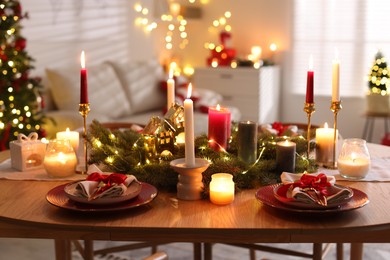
(56, 128), (80, 153)
(238, 121), (258, 164)
(306, 55), (314, 103)
(208, 104), (231, 151)
(167, 68), (175, 110)
(315, 122), (338, 166)
(209, 173), (235, 205)
(276, 140), (296, 173)
(80, 51), (88, 104)
(184, 83), (195, 167)
(332, 49), (340, 102)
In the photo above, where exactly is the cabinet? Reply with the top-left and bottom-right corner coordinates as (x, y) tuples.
(193, 66), (281, 123)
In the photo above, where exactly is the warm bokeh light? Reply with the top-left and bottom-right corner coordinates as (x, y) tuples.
(270, 43), (277, 52)
(183, 65), (195, 76)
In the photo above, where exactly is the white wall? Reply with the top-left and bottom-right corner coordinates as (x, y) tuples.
(21, 0), (160, 74)
(19, 0), (382, 143)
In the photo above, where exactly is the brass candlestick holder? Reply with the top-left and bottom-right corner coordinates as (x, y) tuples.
(330, 100), (342, 169)
(78, 103), (90, 174)
(303, 102), (315, 159)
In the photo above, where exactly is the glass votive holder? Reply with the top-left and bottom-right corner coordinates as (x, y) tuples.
(43, 139), (77, 178)
(209, 173), (235, 205)
(337, 138), (371, 180)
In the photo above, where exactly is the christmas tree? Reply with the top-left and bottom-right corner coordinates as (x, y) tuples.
(368, 50), (390, 95)
(0, 0), (45, 150)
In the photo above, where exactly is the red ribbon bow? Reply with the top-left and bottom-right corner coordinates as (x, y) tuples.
(292, 173), (331, 196)
(272, 122), (290, 136)
(86, 172), (128, 195)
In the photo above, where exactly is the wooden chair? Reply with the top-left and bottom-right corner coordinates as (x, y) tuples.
(203, 122), (341, 260)
(73, 122), (200, 260)
(71, 240), (169, 260)
(203, 243), (344, 260)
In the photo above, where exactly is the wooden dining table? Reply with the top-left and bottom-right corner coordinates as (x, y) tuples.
(1, 143), (390, 260)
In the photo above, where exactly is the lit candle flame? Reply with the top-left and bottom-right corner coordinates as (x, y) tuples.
(169, 62), (176, 78)
(169, 68), (174, 79)
(81, 51), (86, 69)
(216, 104), (221, 111)
(187, 83), (192, 99)
(323, 122), (329, 128)
(351, 152), (357, 162)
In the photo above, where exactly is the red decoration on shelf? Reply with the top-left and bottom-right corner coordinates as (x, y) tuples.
(206, 31), (236, 67)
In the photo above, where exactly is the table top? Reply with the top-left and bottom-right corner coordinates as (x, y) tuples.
(1, 144), (390, 244)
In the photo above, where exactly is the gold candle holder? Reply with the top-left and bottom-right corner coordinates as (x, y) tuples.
(78, 103), (90, 174)
(330, 100), (342, 169)
(303, 102), (315, 159)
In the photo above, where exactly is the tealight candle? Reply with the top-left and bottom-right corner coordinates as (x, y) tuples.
(56, 128), (80, 153)
(276, 140), (296, 173)
(315, 122), (338, 167)
(338, 138), (370, 179)
(209, 173), (235, 205)
(43, 140), (77, 178)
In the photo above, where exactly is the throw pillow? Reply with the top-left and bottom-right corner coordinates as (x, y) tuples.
(110, 60), (166, 115)
(45, 62), (131, 119)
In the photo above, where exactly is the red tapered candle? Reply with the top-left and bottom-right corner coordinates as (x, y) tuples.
(80, 51), (88, 104)
(306, 55), (314, 103)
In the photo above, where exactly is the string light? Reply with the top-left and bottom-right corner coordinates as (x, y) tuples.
(134, 3), (157, 32)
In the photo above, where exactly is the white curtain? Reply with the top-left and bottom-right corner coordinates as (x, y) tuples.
(291, 0), (390, 98)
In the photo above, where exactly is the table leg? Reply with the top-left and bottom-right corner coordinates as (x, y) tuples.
(350, 243), (363, 260)
(193, 243), (202, 260)
(83, 240), (94, 260)
(54, 239), (71, 260)
(312, 243), (322, 260)
(336, 243), (344, 260)
(362, 117), (370, 141)
(203, 243), (212, 260)
(368, 118), (374, 142)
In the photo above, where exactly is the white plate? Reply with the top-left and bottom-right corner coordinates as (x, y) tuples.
(64, 181), (142, 205)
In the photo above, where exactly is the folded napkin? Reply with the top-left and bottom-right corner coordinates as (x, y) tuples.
(75, 172), (138, 200)
(280, 172), (353, 206)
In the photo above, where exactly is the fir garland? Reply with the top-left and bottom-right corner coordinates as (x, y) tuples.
(87, 120), (317, 196)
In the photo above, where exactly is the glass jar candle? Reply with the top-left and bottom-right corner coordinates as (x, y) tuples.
(43, 139), (77, 178)
(337, 138), (370, 180)
(209, 173), (235, 205)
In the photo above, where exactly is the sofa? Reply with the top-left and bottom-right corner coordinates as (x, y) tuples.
(42, 60), (241, 138)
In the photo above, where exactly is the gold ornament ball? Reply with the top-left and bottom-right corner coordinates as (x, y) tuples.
(160, 150), (173, 161)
